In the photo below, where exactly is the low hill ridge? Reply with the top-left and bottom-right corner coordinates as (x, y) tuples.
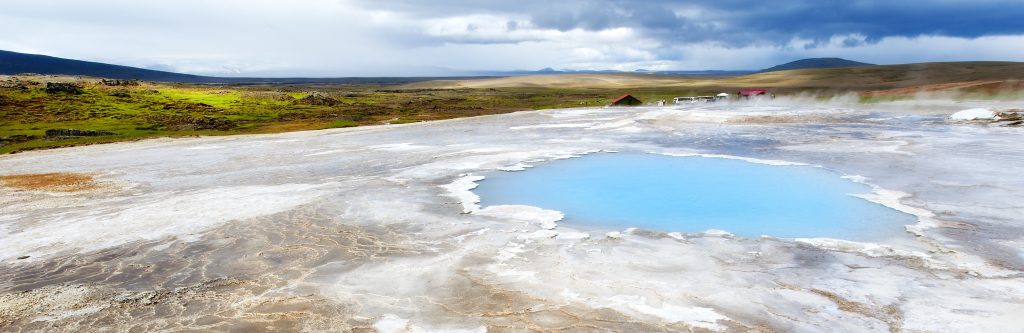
(762, 58), (873, 72)
(0, 49), (207, 82)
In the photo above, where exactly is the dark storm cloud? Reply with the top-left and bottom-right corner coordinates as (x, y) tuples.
(355, 0), (1024, 45)
(713, 0), (1024, 43)
(3, 0), (1021, 75)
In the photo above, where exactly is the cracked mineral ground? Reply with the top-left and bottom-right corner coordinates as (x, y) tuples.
(2, 99), (1023, 332)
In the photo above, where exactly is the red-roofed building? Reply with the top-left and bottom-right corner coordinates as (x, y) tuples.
(610, 94), (642, 106)
(738, 89), (769, 97)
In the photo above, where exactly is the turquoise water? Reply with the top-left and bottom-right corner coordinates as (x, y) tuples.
(474, 153), (915, 240)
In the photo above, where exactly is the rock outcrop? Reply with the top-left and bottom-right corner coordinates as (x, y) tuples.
(950, 108), (1023, 126)
(44, 82), (83, 94)
(100, 79), (140, 86)
(294, 92), (338, 106)
(44, 129), (114, 138)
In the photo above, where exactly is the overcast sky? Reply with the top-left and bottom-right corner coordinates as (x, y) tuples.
(2, 0), (1023, 76)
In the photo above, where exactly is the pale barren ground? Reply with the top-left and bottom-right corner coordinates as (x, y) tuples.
(1, 98), (1023, 332)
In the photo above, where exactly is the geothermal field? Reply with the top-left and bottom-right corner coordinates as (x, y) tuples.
(2, 99), (1023, 332)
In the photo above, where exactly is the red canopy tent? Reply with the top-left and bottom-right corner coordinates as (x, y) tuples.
(738, 89), (768, 96)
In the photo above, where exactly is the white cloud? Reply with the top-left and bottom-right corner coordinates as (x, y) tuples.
(0, 0), (1021, 76)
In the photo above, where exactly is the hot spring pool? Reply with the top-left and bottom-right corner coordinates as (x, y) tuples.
(474, 153), (917, 240)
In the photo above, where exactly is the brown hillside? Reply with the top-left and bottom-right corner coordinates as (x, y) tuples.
(403, 62), (1024, 93)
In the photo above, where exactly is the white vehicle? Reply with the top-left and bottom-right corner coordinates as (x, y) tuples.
(672, 96), (698, 104)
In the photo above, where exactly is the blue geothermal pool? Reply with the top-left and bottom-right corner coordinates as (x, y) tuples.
(474, 153), (916, 239)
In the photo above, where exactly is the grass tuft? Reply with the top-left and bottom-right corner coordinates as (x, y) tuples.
(324, 119), (359, 129)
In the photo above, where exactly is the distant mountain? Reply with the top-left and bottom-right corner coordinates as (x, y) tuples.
(0, 50), (479, 84)
(1, 49), (760, 83)
(408, 61), (1024, 90)
(761, 58), (873, 72)
(640, 70), (757, 76)
(475, 68), (756, 76)
(0, 49), (212, 82)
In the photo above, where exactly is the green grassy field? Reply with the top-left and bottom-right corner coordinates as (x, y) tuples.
(3, 63), (1022, 154)
(0, 76), (724, 153)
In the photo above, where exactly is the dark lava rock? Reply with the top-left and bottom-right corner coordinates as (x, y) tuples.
(45, 129), (115, 138)
(100, 79), (140, 86)
(997, 111), (1022, 121)
(145, 114), (235, 131)
(0, 134), (37, 147)
(185, 102), (218, 111)
(45, 82), (83, 94)
(294, 92), (338, 106)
